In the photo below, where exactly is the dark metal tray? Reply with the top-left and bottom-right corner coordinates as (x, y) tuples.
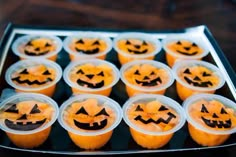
(0, 23), (235, 155)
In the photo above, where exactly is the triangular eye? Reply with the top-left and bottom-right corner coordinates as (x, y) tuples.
(5, 104), (18, 113)
(35, 47), (40, 51)
(135, 105), (143, 111)
(176, 41), (182, 45)
(95, 108), (110, 116)
(30, 104), (41, 114)
(26, 41), (33, 46)
(134, 70), (140, 75)
(92, 40), (100, 45)
(76, 39), (84, 44)
(158, 105), (168, 111)
(220, 108), (228, 114)
(183, 68), (191, 74)
(43, 70), (51, 75)
(76, 69), (84, 74)
(45, 43), (51, 47)
(150, 71), (155, 75)
(97, 71), (104, 76)
(202, 71), (211, 77)
(142, 41), (148, 45)
(201, 104), (209, 113)
(20, 69), (29, 74)
(126, 40), (131, 45)
(192, 43), (198, 47)
(76, 106), (88, 115)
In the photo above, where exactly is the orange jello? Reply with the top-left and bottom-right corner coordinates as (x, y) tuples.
(183, 93), (236, 146)
(0, 93), (59, 148)
(5, 59), (62, 97)
(122, 94), (186, 149)
(12, 35), (62, 61)
(63, 33), (112, 61)
(162, 35), (209, 67)
(63, 59), (119, 96)
(58, 94), (122, 150)
(113, 33), (162, 65)
(172, 60), (225, 101)
(120, 60), (174, 97)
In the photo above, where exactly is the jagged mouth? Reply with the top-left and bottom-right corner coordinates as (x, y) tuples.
(76, 79), (104, 89)
(201, 116), (231, 128)
(12, 76), (53, 85)
(135, 77), (162, 87)
(74, 119), (107, 130)
(5, 118), (47, 131)
(75, 47), (100, 54)
(134, 112), (176, 124)
(184, 76), (213, 87)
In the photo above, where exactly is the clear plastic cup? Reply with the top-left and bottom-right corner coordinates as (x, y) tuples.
(113, 32), (162, 65)
(172, 60), (225, 101)
(63, 59), (120, 96)
(122, 94), (186, 149)
(11, 35), (63, 61)
(5, 59), (62, 97)
(0, 93), (59, 148)
(183, 93), (236, 146)
(162, 35), (209, 67)
(58, 94), (122, 150)
(63, 33), (112, 61)
(120, 60), (174, 97)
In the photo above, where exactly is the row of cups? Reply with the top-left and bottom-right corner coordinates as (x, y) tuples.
(0, 92), (235, 150)
(11, 33), (210, 67)
(4, 58), (225, 101)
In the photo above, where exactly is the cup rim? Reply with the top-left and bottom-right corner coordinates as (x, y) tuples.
(162, 34), (209, 59)
(63, 59), (120, 92)
(182, 93), (236, 135)
(11, 34), (63, 59)
(63, 33), (113, 59)
(172, 60), (225, 91)
(113, 32), (162, 58)
(122, 94), (186, 135)
(5, 59), (63, 91)
(57, 94), (123, 136)
(0, 93), (59, 135)
(120, 59), (175, 92)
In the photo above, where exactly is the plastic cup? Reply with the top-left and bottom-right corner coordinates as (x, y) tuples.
(0, 93), (59, 148)
(63, 33), (112, 61)
(172, 60), (225, 101)
(63, 59), (120, 96)
(11, 35), (62, 61)
(162, 35), (209, 67)
(183, 93), (236, 146)
(58, 94), (122, 150)
(5, 59), (62, 97)
(122, 94), (186, 149)
(120, 60), (174, 97)
(113, 32), (162, 65)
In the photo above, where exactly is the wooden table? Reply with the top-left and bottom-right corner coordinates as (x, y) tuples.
(0, 0), (235, 157)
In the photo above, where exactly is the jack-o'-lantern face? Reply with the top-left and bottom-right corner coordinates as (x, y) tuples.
(124, 64), (170, 87)
(69, 63), (114, 89)
(167, 40), (204, 56)
(11, 65), (56, 88)
(22, 37), (56, 56)
(189, 100), (236, 130)
(117, 39), (155, 55)
(0, 101), (53, 131)
(64, 99), (116, 131)
(70, 38), (108, 55)
(127, 101), (179, 132)
(180, 66), (219, 88)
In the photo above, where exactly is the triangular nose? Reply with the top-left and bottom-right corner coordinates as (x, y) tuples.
(143, 76), (150, 80)
(184, 47), (190, 51)
(86, 74), (94, 79)
(212, 113), (219, 118)
(193, 76), (201, 81)
(134, 45), (141, 49)
(17, 114), (27, 120)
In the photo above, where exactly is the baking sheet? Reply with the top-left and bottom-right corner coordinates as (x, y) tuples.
(0, 23), (235, 155)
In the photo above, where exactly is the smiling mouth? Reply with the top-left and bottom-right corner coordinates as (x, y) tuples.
(75, 47), (100, 54)
(76, 79), (104, 89)
(201, 116), (231, 128)
(5, 118), (46, 131)
(134, 112), (176, 124)
(74, 119), (107, 130)
(24, 50), (50, 56)
(184, 76), (213, 87)
(176, 50), (198, 56)
(12, 76), (53, 85)
(135, 77), (162, 87)
(127, 49), (148, 54)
